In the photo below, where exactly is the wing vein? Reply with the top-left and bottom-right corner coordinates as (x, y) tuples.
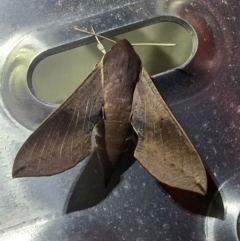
(71, 110), (79, 154)
(37, 143), (46, 170)
(60, 110), (76, 158)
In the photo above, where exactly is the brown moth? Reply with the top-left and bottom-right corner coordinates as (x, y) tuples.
(12, 30), (207, 195)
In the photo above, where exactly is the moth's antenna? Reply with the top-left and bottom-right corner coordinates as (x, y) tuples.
(73, 27), (176, 47)
(132, 43), (176, 47)
(74, 27), (116, 44)
(91, 25), (106, 54)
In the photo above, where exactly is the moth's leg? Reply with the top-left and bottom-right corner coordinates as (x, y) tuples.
(91, 62), (100, 70)
(122, 128), (137, 153)
(102, 106), (105, 119)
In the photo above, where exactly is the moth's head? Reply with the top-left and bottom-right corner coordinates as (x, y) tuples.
(111, 39), (132, 48)
(108, 39), (136, 57)
(103, 39), (142, 88)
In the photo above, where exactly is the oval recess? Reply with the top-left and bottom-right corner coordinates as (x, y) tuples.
(32, 21), (193, 104)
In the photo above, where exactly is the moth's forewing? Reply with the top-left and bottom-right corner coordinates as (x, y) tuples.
(13, 64), (104, 178)
(131, 68), (207, 195)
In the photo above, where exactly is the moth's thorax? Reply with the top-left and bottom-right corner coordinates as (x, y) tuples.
(103, 39), (141, 88)
(102, 39), (142, 121)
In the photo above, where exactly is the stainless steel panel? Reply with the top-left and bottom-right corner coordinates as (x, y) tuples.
(1, 0), (240, 240)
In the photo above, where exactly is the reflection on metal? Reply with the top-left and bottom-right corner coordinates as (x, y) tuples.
(206, 174), (240, 241)
(0, 0), (240, 240)
(238, 216), (240, 240)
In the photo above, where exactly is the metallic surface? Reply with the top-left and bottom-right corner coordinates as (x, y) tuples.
(0, 0), (240, 240)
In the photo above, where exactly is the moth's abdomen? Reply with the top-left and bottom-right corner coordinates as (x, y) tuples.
(102, 92), (134, 164)
(104, 120), (132, 163)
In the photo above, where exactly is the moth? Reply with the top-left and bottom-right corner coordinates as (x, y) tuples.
(12, 28), (207, 195)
